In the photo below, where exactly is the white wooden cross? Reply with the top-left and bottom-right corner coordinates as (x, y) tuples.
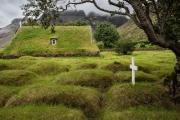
(130, 57), (138, 85)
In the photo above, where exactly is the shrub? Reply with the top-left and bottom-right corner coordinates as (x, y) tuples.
(96, 41), (104, 49)
(76, 20), (87, 26)
(94, 21), (120, 48)
(115, 39), (135, 54)
(140, 43), (146, 48)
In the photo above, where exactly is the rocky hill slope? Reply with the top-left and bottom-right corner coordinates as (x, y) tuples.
(0, 18), (21, 49)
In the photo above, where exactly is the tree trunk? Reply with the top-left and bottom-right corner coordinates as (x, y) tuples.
(170, 55), (180, 104)
(128, 0), (180, 103)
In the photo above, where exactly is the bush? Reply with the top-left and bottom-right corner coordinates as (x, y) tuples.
(115, 39), (135, 54)
(94, 21), (120, 48)
(76, 20), (87, 26)
(96, 41), (104, 49)
(140, 43), (146, 48)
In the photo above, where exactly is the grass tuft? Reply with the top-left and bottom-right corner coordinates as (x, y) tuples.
(27, 61), (69, 76)
(105, 83), (178, 111)
(77, 63), (98, 69)
(56, 69), (116, 91)
(0, 86), (20, 107)
(0, 104), (87, 120)
(115, 71), (159, 83)
(5, 85), (101, 118)
(0, 70), (38, 86)
(100, 109), (180, 120)
(102, 63), (130, 73)
(0, 59), (35, 71)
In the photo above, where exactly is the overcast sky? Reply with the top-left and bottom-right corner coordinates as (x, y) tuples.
(0, 0), (130, 28)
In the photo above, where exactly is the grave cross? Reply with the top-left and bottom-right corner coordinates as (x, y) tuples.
(130, 57), (138, 85)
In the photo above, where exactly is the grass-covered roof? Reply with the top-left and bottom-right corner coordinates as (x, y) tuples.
(0, 26), (99, 57)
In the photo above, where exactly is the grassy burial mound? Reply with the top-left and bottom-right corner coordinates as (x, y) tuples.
(0, 51), (180, 119)
(0, 26), (99, 58)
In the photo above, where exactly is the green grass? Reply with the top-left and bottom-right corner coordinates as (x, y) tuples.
(0, 26), (99, 57)
(117, 19), (148, 41)
(0, 70), (39, 86)
(0, 104), (87, 120)
(55, 69), (115, 91)
(0, 50), (179, 119)
(101, 108), (180, 120)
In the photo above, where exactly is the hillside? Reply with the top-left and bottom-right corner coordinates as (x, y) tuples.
(0, 18), (21, 49)
(57, 10), (128, 28)
(117, 19), (148, 41)
(0, 26), (99, 58)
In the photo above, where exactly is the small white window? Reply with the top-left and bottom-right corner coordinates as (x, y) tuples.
(50, 38), (57, 45)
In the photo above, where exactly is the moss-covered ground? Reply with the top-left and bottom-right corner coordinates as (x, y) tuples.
(0, 50), (179, 120)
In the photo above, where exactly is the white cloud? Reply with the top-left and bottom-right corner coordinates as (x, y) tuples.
(0, 0), (27, 28)
(0, 0), (132, 28)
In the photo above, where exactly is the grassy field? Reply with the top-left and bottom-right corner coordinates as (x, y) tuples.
(0, 26), (99, 57)
(0, 50), (180, 120)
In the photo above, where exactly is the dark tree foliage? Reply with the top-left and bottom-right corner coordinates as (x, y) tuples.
(164, 2), (180, 41)
(94, 22), (120, 48)
(115, 39), (135, 55)
(21, 0), (61, 33)
(76, 20), (87, 26)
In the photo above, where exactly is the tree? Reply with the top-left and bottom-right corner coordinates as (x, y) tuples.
(61, 0), (180, 102)
(76, 20), (88, 26)
(94, 21), (120, 48)
(115, 39), (135, 55)
(21, 0), (64, 33)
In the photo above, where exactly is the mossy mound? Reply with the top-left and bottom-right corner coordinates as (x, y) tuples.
(5, 85), (101, 117)
(27, 61), (69, 76)
(101, 109), (180, 120)
(0, 86), (19, 107)
(115, 71), (159, 83)
(105, 83), (178, 111)
(102, 63), (130, 73)
(0, 104), (87, 120)
(0, 70), (38, 86)
(77, 63), (98, 69)
(56, 69), (115, 91)
(0, 60), (35, 71)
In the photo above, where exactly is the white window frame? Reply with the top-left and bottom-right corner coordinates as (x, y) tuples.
(50, 38), (57, 45)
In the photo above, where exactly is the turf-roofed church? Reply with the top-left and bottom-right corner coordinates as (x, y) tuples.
(0, 26), (99, 58)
